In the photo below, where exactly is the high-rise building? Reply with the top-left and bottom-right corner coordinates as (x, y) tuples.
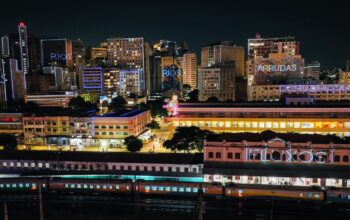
(118, 69), (144, 97)
(198, 62), (235, 102)
(0, 58), (26, 109)
(107, 37), (144, 69)
(103, 68), (120, 97)
(107, 37), (146, 95)
(41, 39), (74, 69)
(18, 22), (29, 78)
(149, 52), (162, 95)
(304, 61), (321, 80)
(247, 33), (300, 59)
(82, 67), (103, 94)
(339, 71), (350, 84)
(182, 53), (197, 89)
(201, 41), (245, 77)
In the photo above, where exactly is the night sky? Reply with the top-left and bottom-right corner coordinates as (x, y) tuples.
(1, 0), (349, 68)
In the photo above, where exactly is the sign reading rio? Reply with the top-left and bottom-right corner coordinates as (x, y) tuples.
(246, 148), (334, 164)
(256, 64), (297, 72)
(50, 53), (72, 61)
(163, 69), (180, 77)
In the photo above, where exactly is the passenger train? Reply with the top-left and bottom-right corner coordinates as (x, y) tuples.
(2, 177), (349, 202)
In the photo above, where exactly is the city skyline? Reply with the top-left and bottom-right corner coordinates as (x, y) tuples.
(0, 0), (349, 69)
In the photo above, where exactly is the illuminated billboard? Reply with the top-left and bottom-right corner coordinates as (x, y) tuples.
(162, 64), (181, 92)
(41, 39), (73, 68)
(254, 54), (304, 85)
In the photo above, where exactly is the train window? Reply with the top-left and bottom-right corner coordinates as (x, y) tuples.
(0, 184), (3, 188)
(24, 163), (28, 167)
(2, 162), (7, 167)
(16, 162), (21, 167)
(45, 163), (50, 168)
(165, 187), (171, 191)
(70, 184), (75, 188)
(77, 184), (81, 189)
(109, 185), (113, 189)
(179, 187), (184, 192)
(151, 186), (157, 191)
(238, 189), (243, 197)
(96, 185), (100, 189)
(103, 185), (107, 189)
(32, 183), (36, 188)
(159, 186), (164, 191)
(306, 192), (312, 198)
(186, 187), (191, 192)
(208, 152), (214, 158)
(11, 184), (17, 188)
(235, 153), (241, 160)
(83, 184), (88, 189)
(10, 162), (14, 167)
(314, 193), (320, 198)
(31, 163), (35, 168)
(115, 185), (120, 190)
(38, 163), (43, 168)
(6, 184), (10, 188)
(65, 184), (69, 188)
(203, 188), (206, 193)
(193, 188), (198, 193)
(172, 187), (178, 192)
(90, 185), (94, 189)
(25, 183), (30, 187)
(145, 186), (150, 191)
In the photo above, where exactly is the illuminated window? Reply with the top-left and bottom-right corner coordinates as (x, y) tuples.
(225, 122), (231, 127)
(266, 122), (272, 128)
(280, 122), (286, 128)
(245, 122), (251, 128)
(259, 122), (265, 128)
(252, 122), (258, 128)
(294, 122), (300, 128)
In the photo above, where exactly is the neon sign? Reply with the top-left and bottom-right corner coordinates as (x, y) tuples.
(256, 64), (297, 72)
(163, 69), (180, 77)
(245, 148), (334, 164)
(50, 53), (72, 61)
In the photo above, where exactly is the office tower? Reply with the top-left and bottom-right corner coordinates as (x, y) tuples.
(82, 67), (103, 94)
(18, 22), (29, 78)
(182, 53), (197, 89)
(118, 69), (144, 97)
(201, 41), (245, 77)
(304, 61), (321, 80)
(0, 58), (26, 109)
(41, 39), (73, 69)
(198, 62), (235, 102)
(149, 52), (162, 95)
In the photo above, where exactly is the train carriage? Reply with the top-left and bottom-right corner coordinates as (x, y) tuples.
(225, 184), (326, 201)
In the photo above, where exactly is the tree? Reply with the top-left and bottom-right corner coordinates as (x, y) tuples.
(0, 134), (18, 151)
(187, 89), (199, 102)
(68, 96), (97, 112)
(182, 84), (191, 90)
(147, 99), (168, 118)
(146, 120), (160, 129)
(206, 96), (220, 103)
(20, 101), (40, 113)
(124, 136), (143, 152)
(109, 96), (127, 112)
(163, 126), (212, 153)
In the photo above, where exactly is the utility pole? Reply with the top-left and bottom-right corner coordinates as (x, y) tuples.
(134, 180), (140, 220)
(39, 185), (44, 220)
(3, 203), (8, 220)
(195, 184), (204, 220)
